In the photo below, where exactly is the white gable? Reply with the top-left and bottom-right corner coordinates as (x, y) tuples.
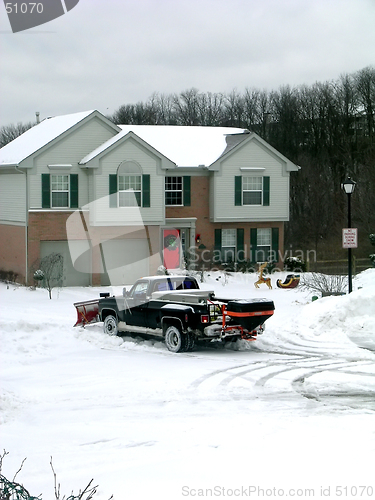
(0, 110), (96, 167)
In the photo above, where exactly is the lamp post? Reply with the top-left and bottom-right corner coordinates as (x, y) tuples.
(341, 177), (356, 293)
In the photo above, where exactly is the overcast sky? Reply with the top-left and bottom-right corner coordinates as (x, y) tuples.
(0, 0), (374, 128)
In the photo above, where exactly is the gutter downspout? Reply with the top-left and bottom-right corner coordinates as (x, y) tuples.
(15, 166), (28, 285)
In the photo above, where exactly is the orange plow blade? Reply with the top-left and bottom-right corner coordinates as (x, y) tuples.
(73, 299), (100, 327)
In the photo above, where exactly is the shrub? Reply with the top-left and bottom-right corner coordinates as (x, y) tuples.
(0, 269), (19, 283)
(300, 273), (347, 295)
(284, 256), (306, 273)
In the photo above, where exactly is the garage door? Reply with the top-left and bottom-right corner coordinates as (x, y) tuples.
(40, 240), (91, 287)
(100, 238), (150, 286)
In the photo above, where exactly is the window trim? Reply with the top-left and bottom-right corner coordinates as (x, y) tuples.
(235, 175), (270, 207)
(221, 228), (237, 262)
(242, 176), (263, 206)
(51, 174), (70, 209)
(165, 176), (184, 206)
(118, 173), (142, 208)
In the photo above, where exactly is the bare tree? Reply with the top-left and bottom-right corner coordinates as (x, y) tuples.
(173, 88), (201, 125)
(0, 121), (34, 147)
(37, 253), (64, 299)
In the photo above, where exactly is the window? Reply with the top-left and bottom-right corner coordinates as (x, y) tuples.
(118, 174), (142, 207)
(165, 177), (183, 206)
(42, 173), (78, 209)
(51, 175), (69, 208)
(130, 281), (149, 299)
(256, 228), (271, 262)
(109, 161), (150, 209)
(243, 176), (262, 205)
(222, 228), (236, 262)
(235, 176), (270, 206)
(165, 176), (191, 206)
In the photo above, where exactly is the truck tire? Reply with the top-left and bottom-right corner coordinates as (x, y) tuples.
(103, 315), (118, 336)
(164, 325), (187, 353)
(185, 331), (196, 352)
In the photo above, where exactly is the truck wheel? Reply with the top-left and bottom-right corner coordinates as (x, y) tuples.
(185, 331), (196, 352)
(164, 325), (187, 353)
(103, 315), (118, 336)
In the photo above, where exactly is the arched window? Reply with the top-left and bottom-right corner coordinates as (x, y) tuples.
(118, 161), (142, 207)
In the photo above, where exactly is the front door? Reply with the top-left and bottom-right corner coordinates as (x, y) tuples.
(163, 228), (190, 270)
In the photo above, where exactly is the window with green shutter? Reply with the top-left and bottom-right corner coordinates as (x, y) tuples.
(250, 227), (277, 263)
(110, 163), (151, 208)
(238, 175), (270, 206)
(41, 173), (78, 209)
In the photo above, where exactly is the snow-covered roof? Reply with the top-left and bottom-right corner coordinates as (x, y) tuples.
(80, 125), (248, 167)
(0, 110), (96, 167)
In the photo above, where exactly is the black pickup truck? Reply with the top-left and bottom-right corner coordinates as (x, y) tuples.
(74, 275), (275, 353)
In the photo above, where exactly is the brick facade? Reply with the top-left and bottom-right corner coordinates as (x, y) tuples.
(0, 224), (26, 283)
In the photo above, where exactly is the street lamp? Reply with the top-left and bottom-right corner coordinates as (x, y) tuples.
(341, 177), (356, 293)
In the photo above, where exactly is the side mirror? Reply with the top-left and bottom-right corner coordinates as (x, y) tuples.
(123, 288), (129, 297)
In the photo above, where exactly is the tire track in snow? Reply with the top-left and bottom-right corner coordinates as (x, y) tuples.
(191, 355), (375, 409)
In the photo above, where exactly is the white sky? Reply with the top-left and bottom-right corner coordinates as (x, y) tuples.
(0, 0), (374, 128)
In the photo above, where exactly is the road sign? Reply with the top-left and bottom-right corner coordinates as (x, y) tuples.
(342, 228), (358, 249)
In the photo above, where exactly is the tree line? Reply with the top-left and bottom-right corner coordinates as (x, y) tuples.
(1, 66), (374, 259)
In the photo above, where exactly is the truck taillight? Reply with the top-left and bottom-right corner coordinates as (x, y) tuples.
(201, 315), (209, 324)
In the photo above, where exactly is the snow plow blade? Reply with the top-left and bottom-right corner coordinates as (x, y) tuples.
(73, 299), (100, 327)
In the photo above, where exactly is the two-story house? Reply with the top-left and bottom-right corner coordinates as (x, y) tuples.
(0, 110), (298, 286)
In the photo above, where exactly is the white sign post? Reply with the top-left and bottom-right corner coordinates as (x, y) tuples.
(342, 228), (358, 249)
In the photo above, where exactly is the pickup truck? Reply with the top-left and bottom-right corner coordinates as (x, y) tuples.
(74, 275), (275, 353)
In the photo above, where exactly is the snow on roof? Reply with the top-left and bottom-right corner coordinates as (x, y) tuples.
(0, 110), (95, 167)
(80, 125), (248, 167)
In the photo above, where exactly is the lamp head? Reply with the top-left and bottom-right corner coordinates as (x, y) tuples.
(341, 177), (356, 195)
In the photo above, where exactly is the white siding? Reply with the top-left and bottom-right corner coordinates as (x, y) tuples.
(212, 138), (290, 222)
(92, 137), (164, 226)
(29, 117), (117, 208)
(0, 172), (26, 223)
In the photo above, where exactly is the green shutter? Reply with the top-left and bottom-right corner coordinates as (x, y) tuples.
(235, 176), (242, 206)
(272, 227), (279, 263)
(142, 174), (150, 207)
(250, 228), (258, 263)
(109, 174), (117, 208)
(183, 176), (191, 206)
(70, 174), (78, 209)
(42, 173), (50, 208)
(263, 176), (270, 206)
(214, 229), (222, 251)
(237, 228), (244, 260)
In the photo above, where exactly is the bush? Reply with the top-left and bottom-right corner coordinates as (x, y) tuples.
(0, 269), (19, 283)
(284, 256), (306, 272)
(0, 451), (113, 500)
(300, 273), (347, 295)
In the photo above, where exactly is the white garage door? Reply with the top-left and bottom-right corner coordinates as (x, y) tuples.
(100, 238), (150, 286)
(40, 240), (91, 287)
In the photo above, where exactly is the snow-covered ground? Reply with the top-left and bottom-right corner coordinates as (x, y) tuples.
(1, 270), (375, 499)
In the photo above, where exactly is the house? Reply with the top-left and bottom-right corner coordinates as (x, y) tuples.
(0, 110), (299, 286)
